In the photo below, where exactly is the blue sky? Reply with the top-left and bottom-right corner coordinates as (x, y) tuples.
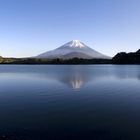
(0, 0), (140, 57)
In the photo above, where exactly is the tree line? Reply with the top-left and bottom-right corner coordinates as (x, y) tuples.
(1, 49), (140, 64)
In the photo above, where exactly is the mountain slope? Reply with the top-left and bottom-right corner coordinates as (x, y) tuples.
(59, 52), (94, 59)
(37, 40), (111, 59)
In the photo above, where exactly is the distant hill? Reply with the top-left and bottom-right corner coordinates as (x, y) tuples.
(36, 40), (111, 59)
(112, 49), (140, 64)
(0, 56), (3, 63)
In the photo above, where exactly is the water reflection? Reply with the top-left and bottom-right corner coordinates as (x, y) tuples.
(47, 66), (92, 89)
(0, 65), (140, 140)
(60, 73), (90, 89)
(0, 65), (140, 90)
(0, 65), (93, 89)
(70, 75), (84, 89)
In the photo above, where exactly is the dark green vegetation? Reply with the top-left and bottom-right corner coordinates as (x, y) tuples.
(0, 57), (111, 64)
(0, 57), (18, 64)
(112, 49), (140, 64)
(1, 49), (140, 64)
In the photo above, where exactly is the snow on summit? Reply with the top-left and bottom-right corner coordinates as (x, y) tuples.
(69, 40), (85, 48)
(62, 40), (86, 49)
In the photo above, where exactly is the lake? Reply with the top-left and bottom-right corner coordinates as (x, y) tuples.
(0, 65), (140, 140)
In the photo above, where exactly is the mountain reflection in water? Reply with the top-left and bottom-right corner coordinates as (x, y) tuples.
(46, 66), (92, 89)
(0, 65), (140, 140)
(60, 72), (89, 89)
(1, 65), (140, 90)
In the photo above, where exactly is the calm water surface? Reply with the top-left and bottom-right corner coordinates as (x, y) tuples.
(0, 65), (140, 140)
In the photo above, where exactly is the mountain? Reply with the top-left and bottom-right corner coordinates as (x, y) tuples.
(36, 40), (111, 59)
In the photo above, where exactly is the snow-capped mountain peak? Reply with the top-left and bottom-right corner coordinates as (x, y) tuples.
(70, 40), (85, 48)
(36, 40), (111, 59)
(64, 40), (86, 48)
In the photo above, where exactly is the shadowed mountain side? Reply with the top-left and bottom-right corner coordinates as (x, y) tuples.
(112, 49), (140, 64)
(58, 52), (93, 59)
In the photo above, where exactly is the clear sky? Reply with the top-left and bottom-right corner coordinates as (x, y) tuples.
(0, 0), (140, 57)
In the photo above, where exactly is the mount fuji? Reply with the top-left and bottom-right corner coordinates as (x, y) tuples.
(37, 40), (110, 59)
